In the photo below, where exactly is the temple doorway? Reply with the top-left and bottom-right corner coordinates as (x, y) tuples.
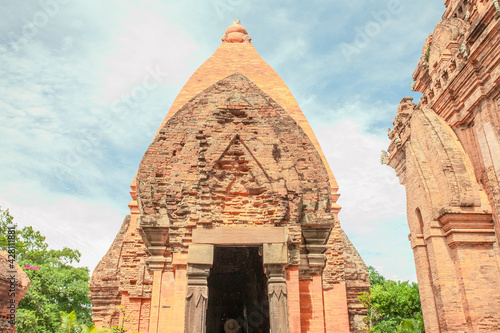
(206, 246), (270, 333)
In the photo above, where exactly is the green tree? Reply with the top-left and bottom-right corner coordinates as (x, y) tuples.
(397, 313), (425, 333)
(59, 311), (80, 333)
(359, 266), (423, 333)
(57, 309), (142, 333)
(0, 207), (92, 332)
(367, 265), (386, 286)
(58, 310), (110, 333)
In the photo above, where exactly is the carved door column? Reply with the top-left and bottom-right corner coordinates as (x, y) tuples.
(263, 243), (289, 333)
(184, 244), (214, 333)
(185, 264), (210, 333)
(266, 264), (289, 333)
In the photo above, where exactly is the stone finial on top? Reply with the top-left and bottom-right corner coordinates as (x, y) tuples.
(222, 19), (252, 44)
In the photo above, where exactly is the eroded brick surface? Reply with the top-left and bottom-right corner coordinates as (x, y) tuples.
(137, 73), (331, 251)
(91, 20), (368, 333)
(341, 231), (370, 333)
(90, 216), (152, 330)
(387, 1), (500, 331)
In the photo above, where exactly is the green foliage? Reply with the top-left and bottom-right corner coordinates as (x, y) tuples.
(424, 44), (431, 60)
(0, 207), (92, 333)
(59, 311), (80, 333)
(397, 313), (425, 333)
(367, 266), (386, 286)
(58, 311), (112, 333)
(56, 302), (142, 333)
(359, 266), (423, 332)
(79, 324), (108, 333)
(372, 319), (399, 333)
(370, 280), (421, 320)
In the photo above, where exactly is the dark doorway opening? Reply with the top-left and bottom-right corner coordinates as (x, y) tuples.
(206, 246), (270, 333)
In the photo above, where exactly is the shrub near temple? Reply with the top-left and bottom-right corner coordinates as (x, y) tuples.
(0, 207), (92, 333)
(359, 266), (423, 333)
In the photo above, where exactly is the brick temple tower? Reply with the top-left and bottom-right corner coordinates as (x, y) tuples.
(90, 20), (369, 333)
(386, 1), (500, 332)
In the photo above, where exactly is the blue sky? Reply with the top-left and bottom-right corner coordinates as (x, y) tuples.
(0, 0), (445, 281)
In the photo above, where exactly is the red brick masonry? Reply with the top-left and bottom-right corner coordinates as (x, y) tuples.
(90, 20), (369, 333)
(386, 1), (500, 332)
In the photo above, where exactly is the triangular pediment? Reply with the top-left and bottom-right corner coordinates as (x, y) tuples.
(138, 72), (331, 226)
(209, 135), (286, 224)
(212, 135), (270, 195)
(218, 92), (253, 110)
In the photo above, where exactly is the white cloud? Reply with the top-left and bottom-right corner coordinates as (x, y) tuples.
(0, 181), (124, 272)
(96, 1), (198, 101)
(0, 0), (203, 274)
(317, 119), (406, 225)
(315, 119), (415, 281)
(0, 0), (201, 198)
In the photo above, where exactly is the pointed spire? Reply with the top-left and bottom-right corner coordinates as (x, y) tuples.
(221, 19), (252, 44)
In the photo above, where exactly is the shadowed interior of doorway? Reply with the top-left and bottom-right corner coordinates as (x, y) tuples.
(206, 246), (270, 333)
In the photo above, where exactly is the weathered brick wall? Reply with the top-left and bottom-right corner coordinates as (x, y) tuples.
(136, 73), (333, 257)
(90, 215), (152, 330)
(92, 20), (369, 333)
(412, 0), (500, 243)
(341, 231), (370, 333)
(387, 102), (500, 331)
(387, 2), (500, 331)
(90, 215), (129, 328)
(155, 46), (341, 209)
(323, 223), (345, 288)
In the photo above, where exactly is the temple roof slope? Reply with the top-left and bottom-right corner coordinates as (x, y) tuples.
(137, 73), (332, 226)
(153, 20), (340, 206)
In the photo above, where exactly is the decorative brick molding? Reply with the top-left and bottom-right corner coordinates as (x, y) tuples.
(386, 2), (500, 330)
(91, 20), (368, 333)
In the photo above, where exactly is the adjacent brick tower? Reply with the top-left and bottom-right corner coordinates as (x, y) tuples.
(90, 20), (369, 333)
(386, 1), (500, 332)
